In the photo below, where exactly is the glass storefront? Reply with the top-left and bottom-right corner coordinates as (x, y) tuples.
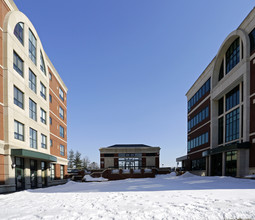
(225, 150), (237, 177)
(118, 158), (142, 169)
(30, 159), (37, 188)
(15, 157), (25, 191)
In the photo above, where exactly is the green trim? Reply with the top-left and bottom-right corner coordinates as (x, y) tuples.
(11, 149), (57, 162)
(202, 142), (250, 157)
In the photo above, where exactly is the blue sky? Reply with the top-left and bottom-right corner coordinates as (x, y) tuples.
(15, 1), (255, 167)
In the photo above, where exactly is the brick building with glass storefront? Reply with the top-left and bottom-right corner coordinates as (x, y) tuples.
(0, 0), (68, 193)
(100, 144), (160, 170)
(177, 8), (255, 177)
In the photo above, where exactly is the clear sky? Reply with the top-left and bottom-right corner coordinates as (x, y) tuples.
(15, 1), (255, 167)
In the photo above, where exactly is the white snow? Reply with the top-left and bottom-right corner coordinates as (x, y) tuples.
(0, 174), (255, 219)
(82, 175), (108, 182)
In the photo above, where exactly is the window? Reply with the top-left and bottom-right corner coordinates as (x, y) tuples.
(218, 117), (224, 145)
(40, 108), (46, 124)
(40, 82), (46, 100)
(41, 134), (47, 149)
(188, 106), (209, 131)
(191, 158), (206, 171)
(49, 94), (52, 103)
(226, 86), (239, 111)
(188, 78), (211, 112)
(49, 73), (52, 80)
(13, 51), (24, 77)
(49, 117), (52, 125)
(60, 145), (65, 156)
(14, 120), (24, 141)
(14, 86), (24, 109)
(40, 51), (46, 74)
(14, 22), (24, 44)
(187, 132), (209, 152)
(59, 87), (64, 101)
(249, 28), (255, 54)
(225, 151), (237, 177)
(218, 60), (224, 81)
(218, 97), (224, 116)
(29, 99), (37, 121)
(59, 106), (64, 120)
(60, 126), (64, 138)
(50, 139), (52, 147)
(50, 163), (55, 180)
(225, 108), (239, 143)
(30, 128), (37, 149)
(60, 165), (64, 179)
(29, 29), (37, 64)
(226, 38), (240, 74)
(29, 69), (37, 93)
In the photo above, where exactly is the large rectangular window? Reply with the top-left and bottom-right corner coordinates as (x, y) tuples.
(14, 120), (24, 141)
(218, 117), (224, 145)
(226, 86), (239, 111)
(59, 106), (64, 120)
(40, 82), (46, 100)
(60, 145), (65, 156)
(60, 126), (64, 138)
(225, 108), (239, 143)
(226, 38), (240, 74)
(41, 134), (47, 149)
(40, 108), (46, 124)
(249, 28), (255, 54)
(29, 99), (37, 121)
(13, 51), (24, 77)
(30, 128), (37, 149)
(29, 69), (37, 93)
(29, 29), (37, 64)
(14, 86), (24, 109)
(191, 158), (206, 170)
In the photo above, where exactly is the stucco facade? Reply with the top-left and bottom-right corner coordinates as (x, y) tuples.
(100, 144), (160, 169)
(0, 0), (68, 193)
(177, 8), (255, 177)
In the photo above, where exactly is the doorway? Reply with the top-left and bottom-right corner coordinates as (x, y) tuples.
(15, 157), (25, 191)
(41, 161), (47, 187)
(30, 159), (37, 188)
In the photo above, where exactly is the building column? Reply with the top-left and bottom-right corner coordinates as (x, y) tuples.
(222, 152), (226, 176)
(237, 149), (249, 177)
(208, 155), (211, 176)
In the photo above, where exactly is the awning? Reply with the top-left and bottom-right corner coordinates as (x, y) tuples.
(176, 155), (187, 162)
(11, 149), (57, 162)
(202, 142), (250, 157)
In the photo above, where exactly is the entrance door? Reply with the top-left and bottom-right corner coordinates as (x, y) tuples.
(41, 161), (47, 187)
(30, 159), (37, 188)
(225, 151), (237, 177)
(15, 157), (25, 191)
(211, 153), (222, 176)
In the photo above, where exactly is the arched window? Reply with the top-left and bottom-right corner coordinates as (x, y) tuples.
(40, 50), (46, 75)
(14, 22), (24, 44)
(226, 38), (240, 74)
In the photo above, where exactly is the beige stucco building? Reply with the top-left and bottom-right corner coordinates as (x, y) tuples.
(100, 144), (160, 169)
(0, 0), (68, 193)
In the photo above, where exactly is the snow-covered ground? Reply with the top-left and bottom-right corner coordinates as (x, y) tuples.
(0, 173), (255, 220)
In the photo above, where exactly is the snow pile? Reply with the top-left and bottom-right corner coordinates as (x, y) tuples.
(83, 175), (108, 182)
(111, 169), (119, 174)
(180, 171), (196, 178)
(245, 174), (255, 178)
(133, 169), (141, 174)
(144, 168), (152, 173)
(169, 171), (176, 176)
(0, 174), (255, 219)
(122, 169), (130, 174)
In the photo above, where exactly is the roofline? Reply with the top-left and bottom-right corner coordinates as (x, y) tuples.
(45, 53), (68, 92)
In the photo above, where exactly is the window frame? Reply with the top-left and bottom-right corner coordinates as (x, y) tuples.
(29, 127), (37, 149)
(29, 29), (37, 65)
(13, 51), (24, 77)
(29, 98), (37, 121)
(29, 69), (37, 93)
(14, 86), (24, 109)
(14, 120), (24, 141)
(14, 22), (24, 45)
